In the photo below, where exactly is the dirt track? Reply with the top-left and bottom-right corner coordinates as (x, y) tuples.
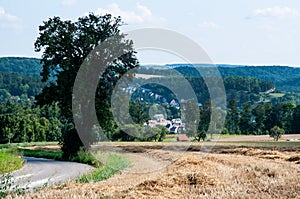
(10, 142), (300, 199)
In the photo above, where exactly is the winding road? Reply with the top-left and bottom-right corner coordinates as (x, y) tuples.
(11, 157), (94, 189)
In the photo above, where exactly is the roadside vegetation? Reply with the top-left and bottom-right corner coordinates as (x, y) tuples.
(78, 153), (131, 183)
(0, 150), (23, 174)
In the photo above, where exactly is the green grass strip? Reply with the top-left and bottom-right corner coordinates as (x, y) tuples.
(78, 154), (131, 183)
(0, 150), (23, 174)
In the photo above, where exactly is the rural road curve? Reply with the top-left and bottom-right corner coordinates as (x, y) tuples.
(11, 157), (94, 189)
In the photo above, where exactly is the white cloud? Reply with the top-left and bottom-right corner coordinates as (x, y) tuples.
(0, 7), (22, 30)
(62, 0), (77, 6)
(95, 3), (165, 25)
(198, 21), (219, 29)
(0, 7), (18, 21)
(253, 6), (300, 18)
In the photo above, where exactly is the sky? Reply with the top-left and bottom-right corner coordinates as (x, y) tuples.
(1, 0), (300, 66)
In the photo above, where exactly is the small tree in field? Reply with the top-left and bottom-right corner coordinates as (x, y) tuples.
(269, 126), (284, 141)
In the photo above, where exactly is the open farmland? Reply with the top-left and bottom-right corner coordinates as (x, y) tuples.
(10, 141), (300, 199)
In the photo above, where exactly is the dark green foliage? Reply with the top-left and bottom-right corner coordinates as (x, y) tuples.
(222, 101), (300, 135)
(218, 66), (300, 92)
(0, 57), (41, 77)
(0, 103), (62, 144)
(226, 99), (240, 134)
(61, 124), (83, 159)
(291, 105), (300, 133)
(19, 149), (63, 160)
(70, 147), (101, 167)
(195, 130), (207, 141)
(239, 103), (252, 135)
(129, 102), (150, 124)
(34, 13), (139, 158)
(134, 74), (274, 107)
(252, 104), (266, 135)
(0, 72), (44, 102)
(269, 126), (285, 141)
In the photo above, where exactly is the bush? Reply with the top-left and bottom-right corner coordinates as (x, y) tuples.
(269, 126), (285, 141)
(71, 147), (101, 167)
(195, 130), (207, 141)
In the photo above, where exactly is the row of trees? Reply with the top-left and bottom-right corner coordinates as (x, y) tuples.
(0, 102), (62, 143)
(225, 100), (300, 135)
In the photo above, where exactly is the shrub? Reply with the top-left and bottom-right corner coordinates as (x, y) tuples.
(269, 126), (285, 141)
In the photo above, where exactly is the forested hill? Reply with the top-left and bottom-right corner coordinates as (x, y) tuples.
(1, 57), (300, 92)
(218, 65), (300, 92)
(149, 64), (300, 92)
(0, 57), (41, 77)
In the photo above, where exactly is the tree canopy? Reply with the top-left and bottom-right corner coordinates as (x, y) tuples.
(34, 13), (139, 158)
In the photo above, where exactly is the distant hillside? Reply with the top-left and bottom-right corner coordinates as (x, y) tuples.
(1, 57), (300, 92)
(144, 64), (300, 92)
(0, 57), (41, 77)
(217, 66), (300, 91)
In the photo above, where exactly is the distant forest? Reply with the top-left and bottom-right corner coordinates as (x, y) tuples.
(0, 57), (41, 77)
(139, 64), (300, 92)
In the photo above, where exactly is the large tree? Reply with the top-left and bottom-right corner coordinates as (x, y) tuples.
(35, 13), (139, 159)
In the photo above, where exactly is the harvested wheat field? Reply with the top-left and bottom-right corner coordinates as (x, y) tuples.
(9, 142), (300, 199)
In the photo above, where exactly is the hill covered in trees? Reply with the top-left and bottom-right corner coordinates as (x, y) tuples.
(141, 64), (300, 92)
(1, 57), (300, 93)
(0, 57), (41, 77)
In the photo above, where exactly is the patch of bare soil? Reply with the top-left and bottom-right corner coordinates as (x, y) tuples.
(10, 145), (300, 199)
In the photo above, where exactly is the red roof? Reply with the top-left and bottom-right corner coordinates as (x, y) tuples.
(177, 136), (189, 142)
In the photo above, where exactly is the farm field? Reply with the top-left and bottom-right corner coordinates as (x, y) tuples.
(10, 140), (300, 199)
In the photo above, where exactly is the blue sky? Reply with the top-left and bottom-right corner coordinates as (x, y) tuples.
(1, 0), (300, 66)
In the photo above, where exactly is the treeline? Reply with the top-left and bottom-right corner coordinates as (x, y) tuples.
(0, 72), (44, 102)
(222, 100), (299, 135)
(0, 99), (169, 144)
(184, 100), (300, 141)
(0, 102), (62, 143)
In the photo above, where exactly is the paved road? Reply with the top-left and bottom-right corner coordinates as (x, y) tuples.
(11, 157), (94, 189)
